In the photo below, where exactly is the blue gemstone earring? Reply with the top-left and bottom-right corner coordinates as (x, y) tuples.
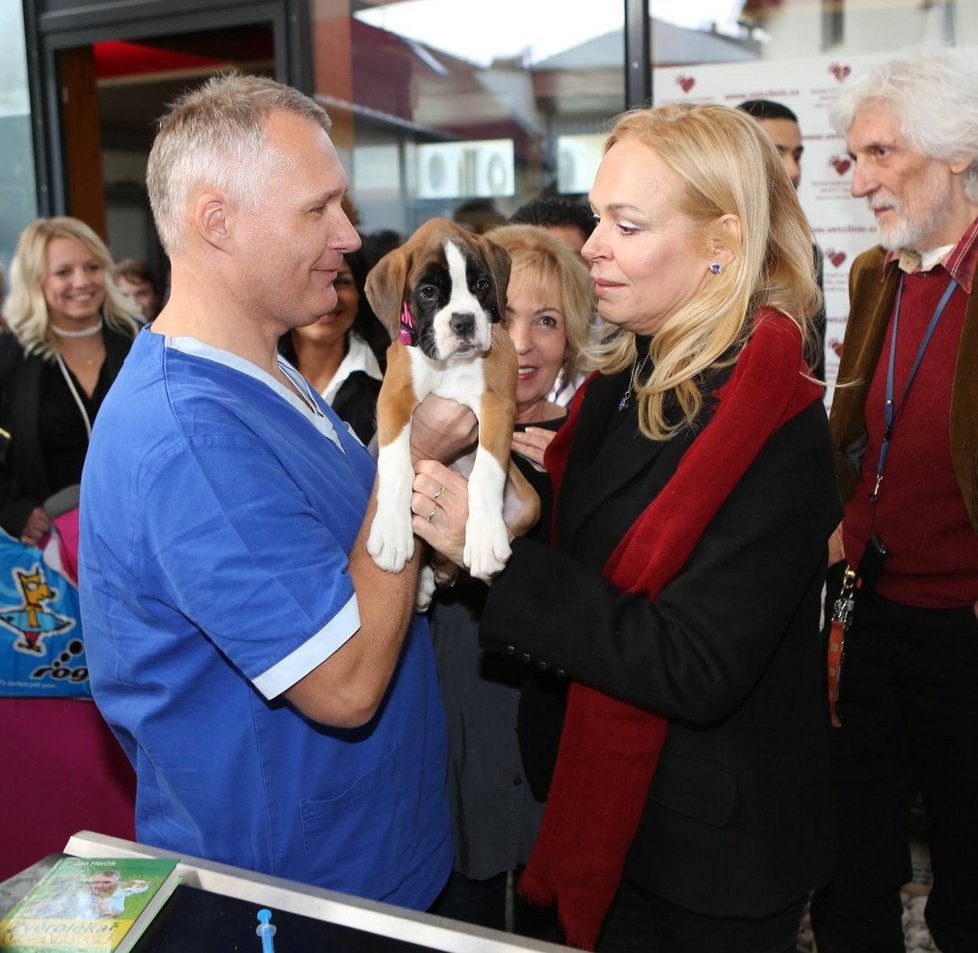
(710, 262), (722, 275)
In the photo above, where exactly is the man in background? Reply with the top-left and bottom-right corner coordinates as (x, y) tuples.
(739, 98), (826, 381)
(810, 53), (978, 953)
(112, 257), (162, 322)
(509, 194), (595, 260)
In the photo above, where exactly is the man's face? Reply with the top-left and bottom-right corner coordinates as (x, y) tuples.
(758, 117), (803, 189)
(847, 102), (959, 252)
(233, 110), (361, 332)
(544, 224), (588, 260)
(116, 276), (159, 321)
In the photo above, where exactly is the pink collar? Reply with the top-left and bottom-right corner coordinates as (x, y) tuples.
(399, 301), (417, 346)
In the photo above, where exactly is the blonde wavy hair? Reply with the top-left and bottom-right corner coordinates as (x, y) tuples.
(5, 217), (141, 361)
(594, 103), (820, 440)
(486, 223), (595, 380)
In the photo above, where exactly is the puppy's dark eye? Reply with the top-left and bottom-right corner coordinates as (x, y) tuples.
(474, 277), (491, 294)
(417, 285), (437, 301)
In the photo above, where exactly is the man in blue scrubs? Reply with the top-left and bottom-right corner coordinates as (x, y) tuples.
(79, 74), (457, 909)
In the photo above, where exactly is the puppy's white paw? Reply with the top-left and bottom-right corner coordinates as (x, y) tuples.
(367, 511), (415, 572)
(463, 512), (511, 581)
(415, 564), (436, 612)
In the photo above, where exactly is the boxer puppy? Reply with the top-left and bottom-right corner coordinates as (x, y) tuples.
(364, 218), (539, 595)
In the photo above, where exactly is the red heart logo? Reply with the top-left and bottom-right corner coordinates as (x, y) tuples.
(677, 75), (695, 93)
(829, 63), (852, 81)
(831, 156), (851, 175)
(830, 251), (847, 268)
(830, 339), (844, 357)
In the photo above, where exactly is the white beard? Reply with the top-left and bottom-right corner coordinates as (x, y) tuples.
(873, 165), (954, 252)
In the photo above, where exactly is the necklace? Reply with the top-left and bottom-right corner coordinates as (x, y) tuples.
(50, 316), (104, 339)
(618, 352), (652, 412)
(72, 346), (105, 367)
(58, 336), (105, 367)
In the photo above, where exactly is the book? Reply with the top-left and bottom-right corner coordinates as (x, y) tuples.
(0, 856), (180, 952)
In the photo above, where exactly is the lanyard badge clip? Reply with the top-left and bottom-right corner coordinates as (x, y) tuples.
(827, 566), (858, 728)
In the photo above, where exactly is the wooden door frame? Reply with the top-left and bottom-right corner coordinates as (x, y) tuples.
(24, 0), (312, 227)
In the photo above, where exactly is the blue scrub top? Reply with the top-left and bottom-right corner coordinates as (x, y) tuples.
(79, 328), (451, 909)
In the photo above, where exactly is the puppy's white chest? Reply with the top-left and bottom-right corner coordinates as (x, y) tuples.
(409, 348), (486, 410)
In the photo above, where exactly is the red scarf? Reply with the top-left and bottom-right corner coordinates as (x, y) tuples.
(518, 311), (822, 949)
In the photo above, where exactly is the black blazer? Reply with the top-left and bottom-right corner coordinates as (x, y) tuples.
(481, 366), (841, 918)
(0, 328), (133, 536)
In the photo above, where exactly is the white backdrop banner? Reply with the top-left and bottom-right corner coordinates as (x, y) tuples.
(653, 52), (901, 394)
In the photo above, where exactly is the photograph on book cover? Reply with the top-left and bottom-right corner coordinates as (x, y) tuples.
(0, 856), (179, 952)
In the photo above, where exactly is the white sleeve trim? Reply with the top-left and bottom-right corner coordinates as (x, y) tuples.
(252, 593), (361, 700)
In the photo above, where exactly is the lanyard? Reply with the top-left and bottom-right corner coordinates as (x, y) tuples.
(870, 273), (957, 502)
(56, 355), (93, 440)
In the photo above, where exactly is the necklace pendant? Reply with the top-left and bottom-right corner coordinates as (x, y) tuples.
(618, 394), (629, 412)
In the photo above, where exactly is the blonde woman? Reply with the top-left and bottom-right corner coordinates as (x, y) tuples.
(0, 216), (139, 880)
(2, 216), (140, 544)
(414, 104), (838, 951)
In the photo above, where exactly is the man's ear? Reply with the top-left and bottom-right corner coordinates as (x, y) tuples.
(712, 213), (742, 266)
(950, 155), (976, 176)
(194, 191), (231, 249)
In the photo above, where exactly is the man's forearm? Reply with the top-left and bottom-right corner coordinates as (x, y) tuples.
(286, 485), (421, 728)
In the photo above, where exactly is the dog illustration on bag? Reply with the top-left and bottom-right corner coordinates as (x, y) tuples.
(0, 564), (74, 654)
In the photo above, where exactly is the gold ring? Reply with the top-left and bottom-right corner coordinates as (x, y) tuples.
(427, 506), (438, 522)
(432, 484), (444, 500)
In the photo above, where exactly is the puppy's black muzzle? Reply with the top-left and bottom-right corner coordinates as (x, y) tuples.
(450, 311), (476, 339)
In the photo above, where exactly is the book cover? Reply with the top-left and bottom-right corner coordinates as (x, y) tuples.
(0, 856), (180, 952)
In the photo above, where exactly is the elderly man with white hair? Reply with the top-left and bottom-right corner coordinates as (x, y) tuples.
(811, 52), (978, 953)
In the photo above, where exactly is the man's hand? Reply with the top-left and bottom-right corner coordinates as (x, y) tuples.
(21, 507), (52, 547)
(410, 396), (478, 465)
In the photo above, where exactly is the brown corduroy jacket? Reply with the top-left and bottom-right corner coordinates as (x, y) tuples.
(828, 245), (978, 533)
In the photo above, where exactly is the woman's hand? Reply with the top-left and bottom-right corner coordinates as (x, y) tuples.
(828, 521), (845, 567)
(410, 396), (478, 465)
(510, 426), (558, 472)
(411, 460), (469, 569)
(20, 507), (52, 547)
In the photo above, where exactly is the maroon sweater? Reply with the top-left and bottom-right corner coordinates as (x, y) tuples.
(843, 267), (978, 607)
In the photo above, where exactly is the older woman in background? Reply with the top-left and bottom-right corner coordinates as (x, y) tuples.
(414, 104), (839, 952)
(0, 216), (140, 879)
(429, 224), (593, 934)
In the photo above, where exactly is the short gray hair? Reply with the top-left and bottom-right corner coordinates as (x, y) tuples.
(147, 72), (332, 254)
(830, 51), (978, 202)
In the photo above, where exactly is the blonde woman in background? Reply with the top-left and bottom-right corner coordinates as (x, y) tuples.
(0, 216), (139, 880)
(2, 216), (141, 543)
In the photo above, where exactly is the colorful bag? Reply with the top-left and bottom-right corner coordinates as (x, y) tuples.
(0, 516), (91, 698)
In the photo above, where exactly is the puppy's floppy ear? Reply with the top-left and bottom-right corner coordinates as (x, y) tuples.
(365, 247), (412, 338)
(479, 236), (511, 323)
